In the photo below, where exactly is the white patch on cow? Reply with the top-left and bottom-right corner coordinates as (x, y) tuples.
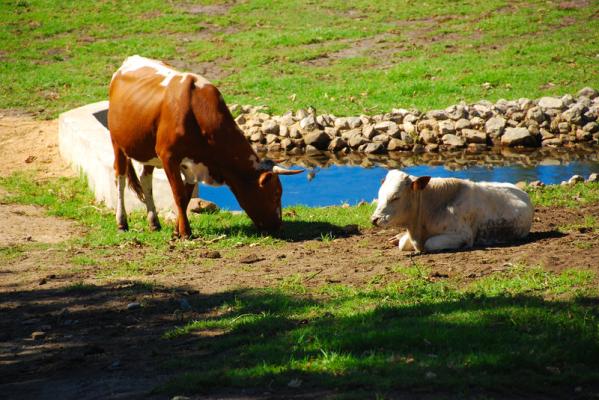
(142, 157), (163, 168)
(179, 158), (222, 186)
(192, 73), (211, 89)
(115, 175), (127, 228)
(117, 55), (179, 87)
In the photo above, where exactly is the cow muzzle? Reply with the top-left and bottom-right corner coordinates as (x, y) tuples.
(371, 216), (382, 227)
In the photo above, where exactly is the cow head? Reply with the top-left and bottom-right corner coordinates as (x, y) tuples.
(371, 170), (430, 227)
(233, 160), (303, 232)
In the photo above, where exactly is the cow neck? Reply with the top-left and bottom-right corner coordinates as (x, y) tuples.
(407, 189), (427, 251)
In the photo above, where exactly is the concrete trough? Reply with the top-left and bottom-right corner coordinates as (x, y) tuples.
(59, 101), (178, 211)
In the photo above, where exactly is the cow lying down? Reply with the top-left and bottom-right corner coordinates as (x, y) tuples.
(371, 170), (533, 252)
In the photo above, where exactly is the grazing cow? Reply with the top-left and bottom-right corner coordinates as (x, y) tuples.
(371, 170), (533, 252)
(108, 55), (302, 238)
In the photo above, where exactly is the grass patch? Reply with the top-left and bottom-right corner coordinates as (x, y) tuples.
(2, 0), (598, 118)
(160, 266), (599, 397)
(527, 182), (599, 208)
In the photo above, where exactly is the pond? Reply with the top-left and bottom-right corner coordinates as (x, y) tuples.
(199, 150), (599, 210)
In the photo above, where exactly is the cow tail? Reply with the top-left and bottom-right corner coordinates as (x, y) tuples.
(126, 159), (145, 202)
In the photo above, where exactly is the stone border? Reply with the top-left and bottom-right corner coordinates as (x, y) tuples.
(232, 87), (599, 156)
(58, 101), (177, 211)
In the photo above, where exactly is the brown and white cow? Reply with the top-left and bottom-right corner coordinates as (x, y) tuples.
(108, 55), (302, 238)
(371, 170), (533, 252)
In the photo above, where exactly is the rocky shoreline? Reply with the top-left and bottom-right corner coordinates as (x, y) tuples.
(230, 87), (599, 156)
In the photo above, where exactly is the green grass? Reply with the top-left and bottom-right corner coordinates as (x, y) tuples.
(1, 0), (598, 118)
(527, 182), (599, 208)
(160, 266), (599, 397)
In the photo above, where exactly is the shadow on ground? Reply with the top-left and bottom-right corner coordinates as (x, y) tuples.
(2, 279), (598, 400)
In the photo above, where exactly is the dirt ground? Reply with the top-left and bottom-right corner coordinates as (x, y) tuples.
(0, 114), (598, 399)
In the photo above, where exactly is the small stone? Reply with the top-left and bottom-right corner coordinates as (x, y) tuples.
(261, 120), (279, 134)
(346, 116), (362, 129)
(426, 110), (448, 120)
(363, 142), (385, 154)
(303, 130), (331, 150)
(299, 115), (318, 131)
(240, 254), (264, 264)
(568, 175), (584, 185)
(280, 138), (294, 151)
(328, 137), (348, 152)
(31, 331), (46, 340)
(538, 96), (564, 109)
(438, 120), (455, 135)
(265, 133), (279, 144)
(287, 379), (302, 388)
(374, 120), (399, 133)
(201, 251), (221, 259)
(529, 180), (545, 188)
(462, 129), (487, 144)
(127, 302), (141, 310)
(587, 173), (599, 183)
(348, 134), (368, 149)
(577, 87), (598, 99)
(441, 134), (465, 147)
(455, 118), (471, 130)
(387, 138), (411, 151)
(501, 127), (537, 147)
(188, 198), (219, 214)
(419, 129), (437, 144)
(485, 116), (506, 137)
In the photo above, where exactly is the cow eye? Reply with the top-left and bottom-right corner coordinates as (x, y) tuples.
(181, 164), (188, 170)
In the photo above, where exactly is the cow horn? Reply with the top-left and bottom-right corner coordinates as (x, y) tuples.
(272, 165), (304, 175)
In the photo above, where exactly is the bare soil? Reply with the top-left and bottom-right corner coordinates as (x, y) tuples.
(0, 114), (598, 399)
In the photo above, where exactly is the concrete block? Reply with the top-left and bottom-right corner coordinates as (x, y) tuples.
(59, 101), (178, 211)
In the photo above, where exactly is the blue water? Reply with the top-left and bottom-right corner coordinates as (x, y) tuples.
(198, 160), (599, 210)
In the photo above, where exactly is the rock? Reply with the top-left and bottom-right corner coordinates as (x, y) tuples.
(279, 113), (295, 126)
(201, 251), (221, 259)
(328, 137), (348, 152)
(299, 115), (318, 131)
(561, 94), (575, 107)
(374, 121), (399, 133)
(426, 109), (448, 120)
(515, 181), (527, 190)
(425, 371), (437, 380)
(387, 138), (411, 151)
(188, 198), (219, 214)
(583, 122), (598, 133)
(526, 107), (546, 123)
(334, 117), (350, 129)
(372, 134), (390, 145)
(587, 173), (599, 183)
(316, 114), (334, 127)
(171, 396), (191, 400)
(485, 116), (506, 137)
(280, 138), (294, 151)
(466, 143), (487, 153)
(529, 180), (545, 188)
(234, 114), (246, 125)
(305, 145), (321, 155)
(501, 127), (537, 147)
(425, 143), (439, 152)
(348, 134), (368, 149)
(577, 87), (598, 99)
(576, 129), (591, 142)
(412, 143), (425, 153)
(568, 175), (584, 185)
(249, 132), (264, 143)
(402, 120), (416, 134)
(538, 96), (564, 109)
(441, 134), (465, 147)
(363, 142), (385, 154)
(303, 130), (331, 150)
(346, 116), (362, 129)
(240, 254), (264, 264)
(288, 379), (302, 388)
(127, 302), (141, 310)
(455, 118), (471, 130)
(462, 129), (487, 144)
(472, 104), (493, 119)
(31, 331), (46, 340)
(419, 129), (438, 144)
(362, 124), (377, 140)
(265, 134), (279, 144)
(261, 120), (279, 134)
(295, 109), (308, 120)
(438, 120), (455, 135)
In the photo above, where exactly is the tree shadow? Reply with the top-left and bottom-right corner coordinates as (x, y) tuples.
(3, 279), (598, 400)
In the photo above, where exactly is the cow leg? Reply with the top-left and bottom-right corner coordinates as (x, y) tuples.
(398, 232), (416, 251)
(140, 165), (161, 231)
(162, 158), (192, 239)
(424, 231), (473, 252)
(113, 146), (129, 231)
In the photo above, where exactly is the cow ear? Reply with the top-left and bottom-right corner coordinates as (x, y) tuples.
(258, 171), (274, 187)
(411, 176), (431, 191)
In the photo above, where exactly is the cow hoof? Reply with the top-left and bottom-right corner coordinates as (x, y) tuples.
(118, 224), (129, 232)
(149, 222), (162, 231)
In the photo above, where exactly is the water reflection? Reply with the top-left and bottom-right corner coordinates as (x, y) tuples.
(198, 148), (599, 210)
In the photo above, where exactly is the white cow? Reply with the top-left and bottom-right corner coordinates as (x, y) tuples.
(371, 170), (533, 252)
